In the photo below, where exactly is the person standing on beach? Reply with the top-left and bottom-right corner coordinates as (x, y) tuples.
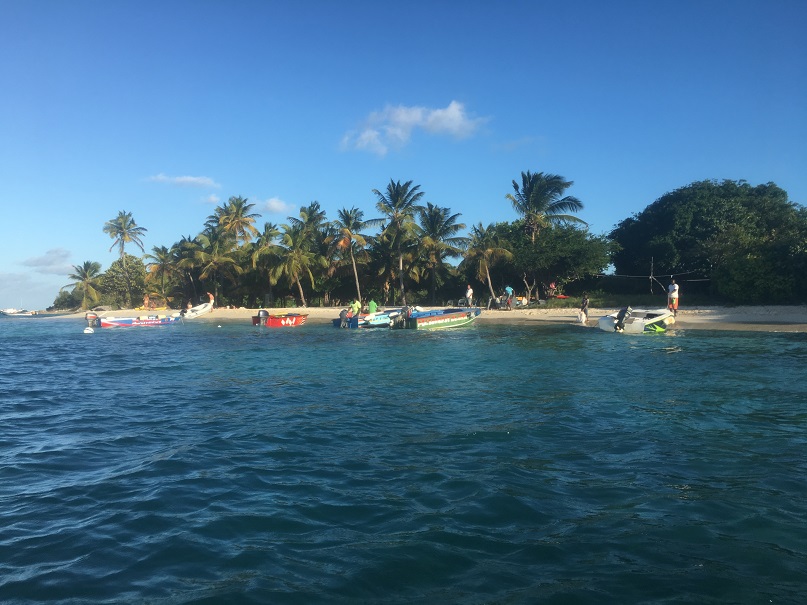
(465, 284), (474, 307)
(580, 292), (590, 323)
(504, 285), (514, 310)
(667, 279), (679, 316)
(368, 298), (378, 314)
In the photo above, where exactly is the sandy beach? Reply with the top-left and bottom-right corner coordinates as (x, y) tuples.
(60, 304), (807, 332)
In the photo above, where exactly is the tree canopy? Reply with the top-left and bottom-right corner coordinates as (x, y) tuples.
(610, 180), (807, 303)
(53, 176), (804, 310)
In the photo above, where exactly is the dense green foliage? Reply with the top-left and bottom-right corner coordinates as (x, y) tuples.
(610, 180), (807, 303)
(100, 255), (147, 309)
(53, 179), (804, 310)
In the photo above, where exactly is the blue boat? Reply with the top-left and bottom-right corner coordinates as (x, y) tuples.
(333, 308), (402, 329)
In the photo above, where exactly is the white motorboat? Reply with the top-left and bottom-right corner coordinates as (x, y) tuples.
(181, 294), (214, 319)
(0, 308), (37, 317)
(597, 307), (675, 334)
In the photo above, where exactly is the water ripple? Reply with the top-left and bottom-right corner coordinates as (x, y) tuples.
(0, 319), (805, 603)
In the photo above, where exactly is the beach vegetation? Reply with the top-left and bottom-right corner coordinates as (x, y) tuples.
(506, 171), (586, 243)
(460, 223), (513, 302)
(276, 223), (326, 308)
(416, 203), (468, 305)
(373, 179), (426, 305)
(63, 261), (103, 310)
(327, 207), (384, 305)
(251, 222), (282, 306)
(103, 211), (147, 268)
(49, 177), (805, 310)
(100, 254), (147, 309)
(611, 180), (807, 303)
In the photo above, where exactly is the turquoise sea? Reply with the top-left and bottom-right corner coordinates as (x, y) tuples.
(1, 315), (806, 604)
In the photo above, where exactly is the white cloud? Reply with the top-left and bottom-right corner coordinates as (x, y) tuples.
(148, 173), (221, 188)
(22, 248), (74, 276)
(264, 197), (295, 215)
(205, 194), (221, 204)
(342, 100), (487, 156)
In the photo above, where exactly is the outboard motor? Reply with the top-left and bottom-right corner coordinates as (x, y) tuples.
(257, 308), (269, 326)
(85, 311), (99, 328)
(614, 306), (632, 331)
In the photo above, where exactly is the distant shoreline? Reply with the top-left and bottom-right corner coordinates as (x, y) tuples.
(46, 305), (807, 332)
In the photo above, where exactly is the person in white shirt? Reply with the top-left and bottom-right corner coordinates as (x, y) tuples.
(667, 279), (680, 316)
(465, 284), (474, 307)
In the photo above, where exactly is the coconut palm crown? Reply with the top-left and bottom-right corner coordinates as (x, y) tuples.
(506, 171), (586, 243)
(103, 210), (147, 266)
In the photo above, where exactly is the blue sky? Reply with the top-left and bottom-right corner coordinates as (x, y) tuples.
(2, 0), (805, 310)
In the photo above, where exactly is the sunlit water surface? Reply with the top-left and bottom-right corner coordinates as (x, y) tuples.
(1, 316), (805, 604)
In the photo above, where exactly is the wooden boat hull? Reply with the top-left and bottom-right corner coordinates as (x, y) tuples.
(394, 307), (481, 329)
(252, 313), (308, 327)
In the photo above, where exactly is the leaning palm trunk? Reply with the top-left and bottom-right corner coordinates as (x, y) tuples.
(350, 249), (362, 303)
(294, 274), (307, 307)
(485, 262), (496, 301)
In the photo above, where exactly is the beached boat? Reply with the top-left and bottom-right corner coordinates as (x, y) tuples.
(597, 307), (675, 334)
(85, 311), (182, 329)
(181, 294), (214, 320)
(332, 308), (402, 328)
(252, 311), (308, 327)
(392, 306), (482, 330)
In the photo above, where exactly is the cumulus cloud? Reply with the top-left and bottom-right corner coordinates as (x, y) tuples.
(22, 248), (74, 276)
(148, 173), (221, 188)
(264, 197), (295, 215)
(342, 100), (487, 156)
(205, 194), (221, 204)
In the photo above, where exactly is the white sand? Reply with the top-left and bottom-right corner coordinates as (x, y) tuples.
(128, 304), (807, 332)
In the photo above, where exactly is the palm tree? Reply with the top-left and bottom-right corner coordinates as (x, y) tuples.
(144, 245), (179, 303)
(194, 227), (243, 302)
(461, 223), (513, 301)
(372, 179), (425, 305)
(103, 211), (147, 267)
(251, 222), (282, 306)
(210, 196), (260, 246)
(417, 203), (467, 304)
(64, 261), (103, 309)
(174, 235), (203, 302)
(328, 207), (384, 303)
(276, 223), (324, 307)
(287, 201), (329, 238)
(506, 171), (586, 243)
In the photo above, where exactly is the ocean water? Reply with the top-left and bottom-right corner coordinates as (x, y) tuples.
(1, 316), (805, 604)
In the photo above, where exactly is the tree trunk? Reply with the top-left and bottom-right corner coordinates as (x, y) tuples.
(522, 273), (536, 302)
(398, 249), (406, 305)
(350, 249), (362, 303)
(430, 266), (437, 305)
(485, 262), (496, 300)
(295, 274), (307, 307)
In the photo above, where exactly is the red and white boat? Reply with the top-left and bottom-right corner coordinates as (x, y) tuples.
(252, 311), (308, 328)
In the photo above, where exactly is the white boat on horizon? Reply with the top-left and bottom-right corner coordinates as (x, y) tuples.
(0, 308), (38, 317)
